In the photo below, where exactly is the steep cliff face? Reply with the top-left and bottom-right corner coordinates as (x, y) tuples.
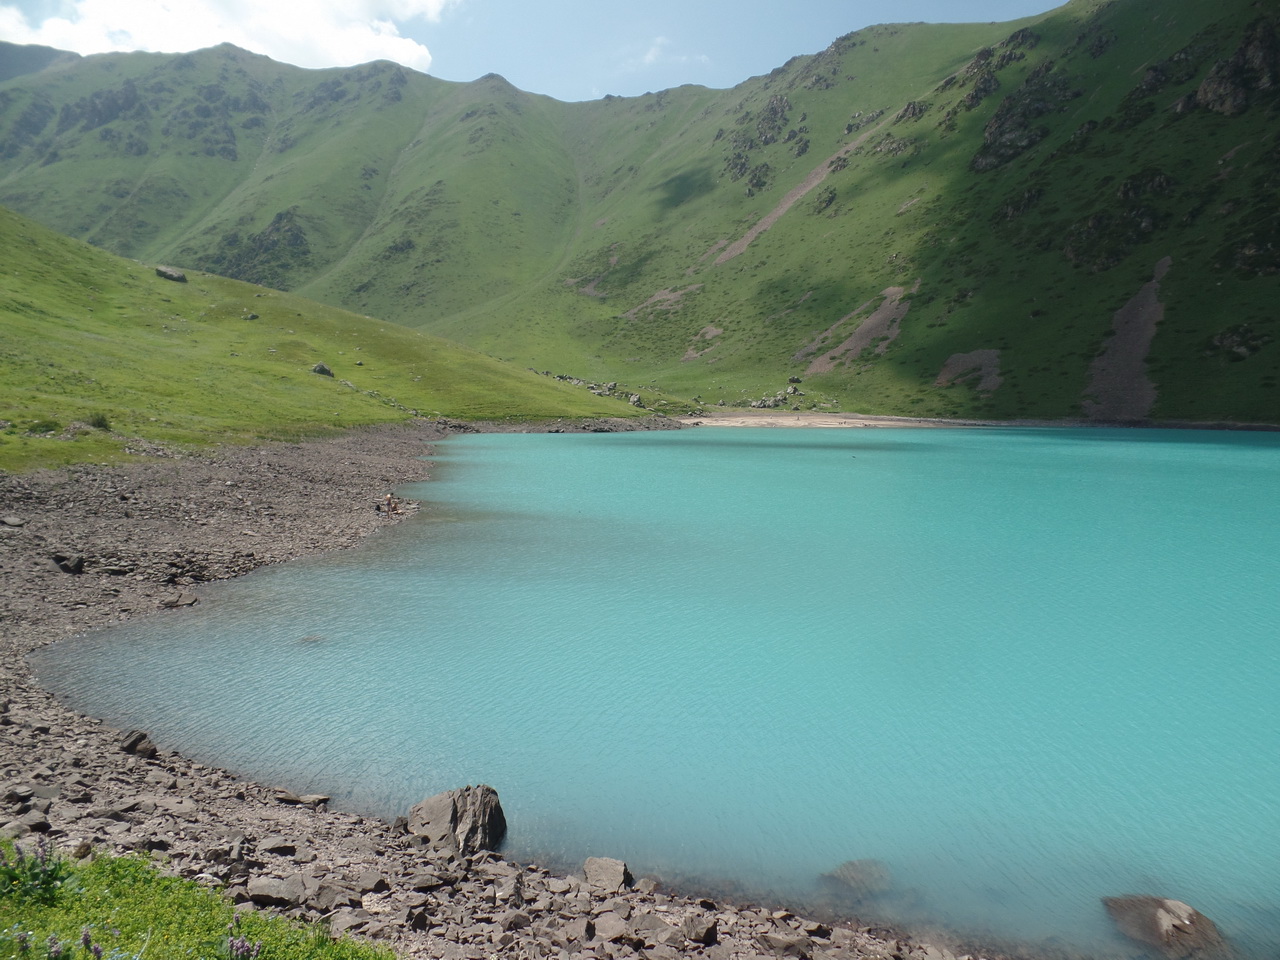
(1194, 15), (1279, 114)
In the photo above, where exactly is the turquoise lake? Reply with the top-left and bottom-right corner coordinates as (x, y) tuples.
(30, 427), (1280, 954)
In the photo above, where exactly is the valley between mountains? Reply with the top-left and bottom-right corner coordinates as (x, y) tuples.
(2, 0), (1278, 432)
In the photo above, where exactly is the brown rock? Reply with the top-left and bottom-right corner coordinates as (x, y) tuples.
(681, 914), (719, 945)
(593, 910), (631, 942)
(119, 730), (158, 759)
(357, 868), (389, 893)
(308, 879), (363, 912)
(758, 931), (814, 958)
(246, 873), (306, 907)
(327, 908), (371, 936)
(560, 915), (595, 944)
(583, 855), (633, 893)
(407, 784), (506, 856)
(632, 911), (684, 948)
(51, 552), (85, 574)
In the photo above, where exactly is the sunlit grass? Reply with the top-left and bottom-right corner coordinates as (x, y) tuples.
(0, 845), (390, 960)
(0, 206), (645, 472)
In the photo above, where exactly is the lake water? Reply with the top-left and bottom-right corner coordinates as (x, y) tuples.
(30, 427), (1280, 955)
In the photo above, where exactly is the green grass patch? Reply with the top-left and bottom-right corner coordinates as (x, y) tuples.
(0, 206), (647, 472)
(0, 841), (389, 960)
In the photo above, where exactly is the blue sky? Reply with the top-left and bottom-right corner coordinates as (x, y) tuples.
(0, 0), (1063, 101)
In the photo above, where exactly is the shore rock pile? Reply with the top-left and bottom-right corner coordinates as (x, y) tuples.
(0, 688), (970, 960)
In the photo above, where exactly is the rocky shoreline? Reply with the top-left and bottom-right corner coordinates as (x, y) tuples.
(3, 418), (1022, 960)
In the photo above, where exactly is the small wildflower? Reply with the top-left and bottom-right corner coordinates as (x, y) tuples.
(81, 927), (93, 949)
(46, 935), (63, 960)
(227, 935), (262, 959)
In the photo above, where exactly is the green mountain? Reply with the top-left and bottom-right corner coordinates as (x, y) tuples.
(2, 0), (1277, 424)
(0, 205), (642, 471)
(0, 42), (79, 82)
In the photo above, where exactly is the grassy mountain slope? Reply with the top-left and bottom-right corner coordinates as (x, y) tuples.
(1, 0), (1277, 423)
(0, 41), (80, 82)
(0, 206), (643, 471)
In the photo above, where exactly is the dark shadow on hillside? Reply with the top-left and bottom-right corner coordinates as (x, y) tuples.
(653, 166), (716, 211)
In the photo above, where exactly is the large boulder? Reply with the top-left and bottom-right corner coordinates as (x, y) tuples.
(246, 873), (306, 907)
(407, 784), (506, 857)
(1102, 896), (1228, 958)
(119, 729), (158, 759)
(583, 856), (633, 893)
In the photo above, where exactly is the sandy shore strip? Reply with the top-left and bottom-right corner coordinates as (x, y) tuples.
(679, 411), (967, 429)
(1, 417), (1062, 960)
(677, 411), (1074, 429)
(677, 410), (1280, 431)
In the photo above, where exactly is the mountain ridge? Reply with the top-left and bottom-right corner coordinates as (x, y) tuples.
(2, 0), (1277, 424)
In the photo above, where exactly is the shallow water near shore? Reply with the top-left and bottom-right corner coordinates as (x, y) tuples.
(31, 427), (1280, 954)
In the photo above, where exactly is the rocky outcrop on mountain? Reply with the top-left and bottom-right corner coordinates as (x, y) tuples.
(971, 60), (1083, 171)
(1102, 896), (1228, 959)
(196, 207), (313, 290)
(1194, 16), (1279, 115)
(895, 100), (930, 123)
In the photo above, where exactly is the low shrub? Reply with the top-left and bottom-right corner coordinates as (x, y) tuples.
(0, 838), (72, 906)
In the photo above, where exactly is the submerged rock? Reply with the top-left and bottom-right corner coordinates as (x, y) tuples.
(1103, 895), (1228, 958)
(820, 858), (894, 901)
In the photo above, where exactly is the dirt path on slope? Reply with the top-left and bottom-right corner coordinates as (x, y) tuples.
(714, 116), (894, 266)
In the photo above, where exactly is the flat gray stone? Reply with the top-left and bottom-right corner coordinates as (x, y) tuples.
(246, 873), (306, 906)
(593, 911), (631, 942)
(583, 856), (632, 893)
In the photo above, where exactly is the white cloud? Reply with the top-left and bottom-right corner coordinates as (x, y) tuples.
(625, 35), (709, 75)
(641, 36), (668, 66)
(0, 0), (458, 71)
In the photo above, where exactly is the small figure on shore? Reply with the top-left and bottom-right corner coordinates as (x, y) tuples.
(381, 493), (399, 516)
